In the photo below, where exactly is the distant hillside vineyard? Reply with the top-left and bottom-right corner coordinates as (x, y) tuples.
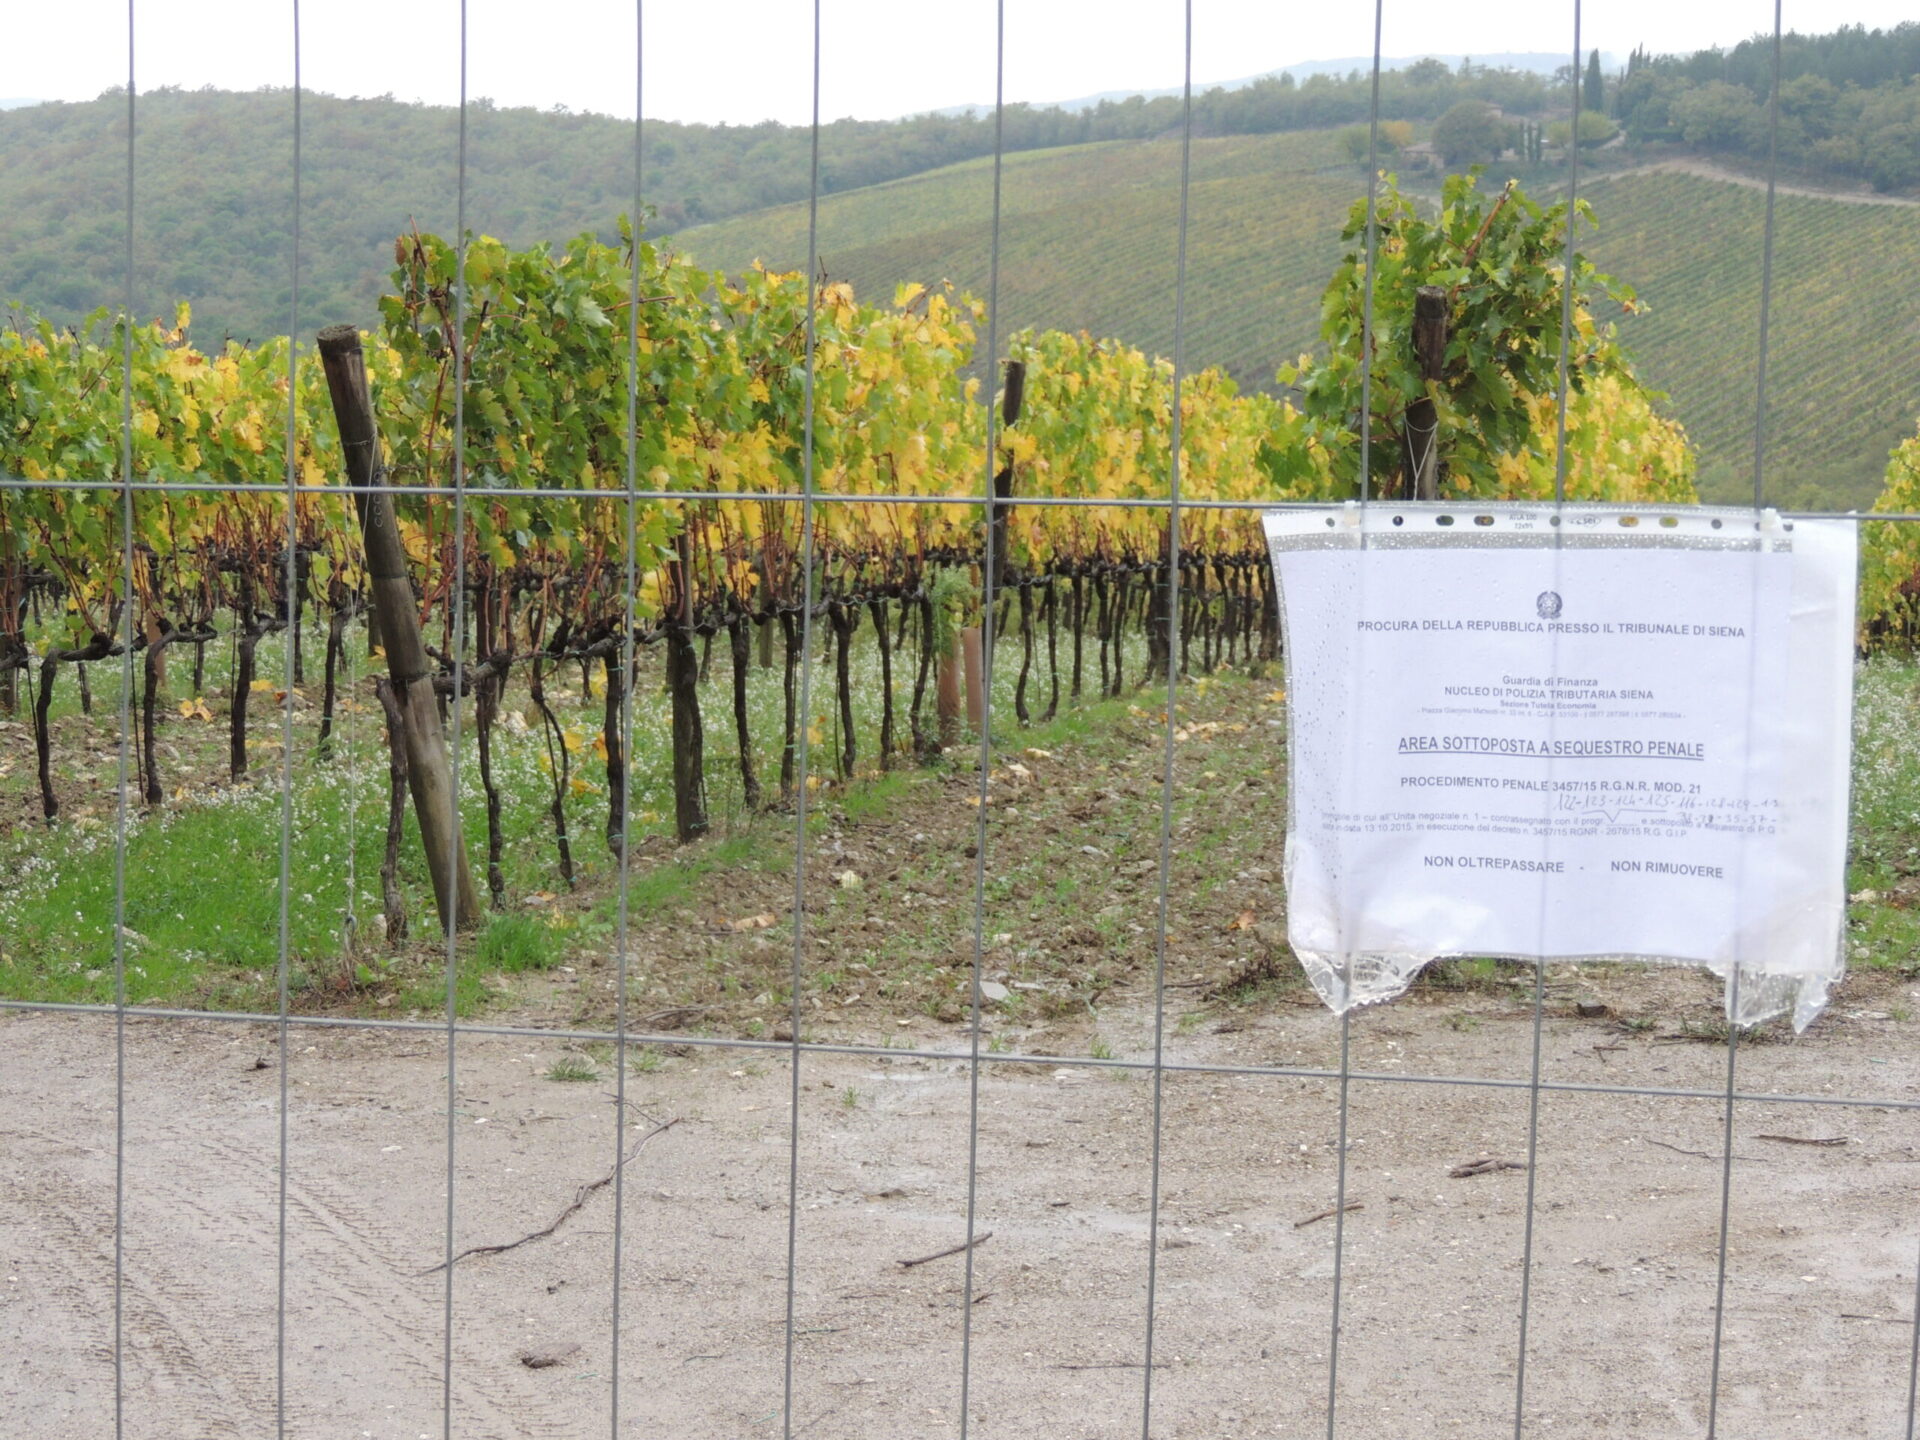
(684, 134), (1920, 511)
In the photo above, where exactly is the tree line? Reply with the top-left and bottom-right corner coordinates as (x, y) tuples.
(1612, 24), (1920, 192)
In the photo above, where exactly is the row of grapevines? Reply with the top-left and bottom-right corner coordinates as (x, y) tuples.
(7, 182), (1705, 671)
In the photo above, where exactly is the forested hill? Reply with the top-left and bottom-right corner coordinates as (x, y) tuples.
(2, 23), (1915, 343)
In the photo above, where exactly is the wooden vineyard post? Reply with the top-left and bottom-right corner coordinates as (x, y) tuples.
(315, 324), (481, 934)
(1404, 285), (1448, 501)
(754, 556), (775, 669)
(965, 359), (1026, 736)
(961, 625), (985, 731)
(984, 359), (1025, 611)
(0, 524), (18, 716)
(666, 527), (709, 843)
(936, 629), (962, 748)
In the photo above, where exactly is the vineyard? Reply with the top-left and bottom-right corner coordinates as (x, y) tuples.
(0, 169), (1870, 1029)
(687, 131), (1920, 510)
(15, 35), (1920, 1437)
(1579, 170), (1920, 509)
(685, 132), (1361, 408)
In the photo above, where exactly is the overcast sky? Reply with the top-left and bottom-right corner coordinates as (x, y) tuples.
(6, 1), (1915, 126)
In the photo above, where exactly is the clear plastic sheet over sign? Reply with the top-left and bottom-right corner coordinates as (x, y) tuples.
(1265, 503), (1857, 1031)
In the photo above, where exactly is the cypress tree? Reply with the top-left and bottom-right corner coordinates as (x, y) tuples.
(1584, 49), (1606, 113)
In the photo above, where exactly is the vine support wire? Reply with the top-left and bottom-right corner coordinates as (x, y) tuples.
(608, 1), (645, 1433)
(273, 7), (303, 1437)
(956, 1), (1008, 1432)
(1137, 3), (1195, 1433)
(110, 4), (137, 1436)
(440, 3), (472, 1433)
(780, 2), (825, 1434)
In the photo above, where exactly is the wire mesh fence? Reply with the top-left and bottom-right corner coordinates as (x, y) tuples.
(2, 1), (1919, 1437)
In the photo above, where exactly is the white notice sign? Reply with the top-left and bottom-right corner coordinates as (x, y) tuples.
(1265, 503), (1856, 1030)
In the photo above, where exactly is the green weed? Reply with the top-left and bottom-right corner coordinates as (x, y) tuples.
(476, 912), (565, 973)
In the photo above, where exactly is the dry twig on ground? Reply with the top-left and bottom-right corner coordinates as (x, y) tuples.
(421, 1116), (681, 1275)
(896, 1232), (992, 1269)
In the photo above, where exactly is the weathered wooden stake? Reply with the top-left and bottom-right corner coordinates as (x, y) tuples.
(1404, 285), (1449, 501)
(665, 528), (709, 843)
(316, 324), (481, 933)
(961, 625), (985, 731)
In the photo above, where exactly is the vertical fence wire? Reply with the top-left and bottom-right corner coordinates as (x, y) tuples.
(440, 4), (472, 1433)
(1137, 2), (1195, 1431)
(1752, 0), (1783, 512)
(1703, 968), (1743, 1438)
(1509, 942), (1549, 1440)
(1354, 0), (1384, 511)
(957, 1), (1009, 1430)
(1325, 8), (1385, 1433)
(1551, 8), (1581, 515)
(110, 5), (137, 1436)
(1906, 1234), (1920, 1439)
(1323, 1013), (1352, 1439)
(608, 2), (646, 1432)
(272, 7), (303, 1436)
(1704, 10), (1784, 1432)
(780, 2), (826, 1433)
(1510, 8), (1585, 1433)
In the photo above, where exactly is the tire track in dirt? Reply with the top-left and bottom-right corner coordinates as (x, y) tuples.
(5, 1163), (255, 1438)
(176, 1124), (582, 1440)
(2, 1105), (584, 1440)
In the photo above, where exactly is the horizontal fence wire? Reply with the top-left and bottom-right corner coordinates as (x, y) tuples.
(0, 469), (1912, 522)
(1, 998), (1912, 1113)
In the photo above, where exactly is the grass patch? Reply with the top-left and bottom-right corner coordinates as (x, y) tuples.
(390, 964), (493, 1017)
(476, 912), (566, 973)
(1418, 958), (1508, 993)
(1845, 659), (1920, 978)
(4, 612), (1127, 1009)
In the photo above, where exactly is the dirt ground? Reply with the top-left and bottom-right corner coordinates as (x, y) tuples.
(3, 964), (1917, 1440)
(6, 670), (1920, 1437)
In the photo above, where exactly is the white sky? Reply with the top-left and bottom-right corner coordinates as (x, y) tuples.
(5, 1), (1915, 126)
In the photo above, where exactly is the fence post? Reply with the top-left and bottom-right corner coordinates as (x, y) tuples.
(315, 323), (482, 934)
